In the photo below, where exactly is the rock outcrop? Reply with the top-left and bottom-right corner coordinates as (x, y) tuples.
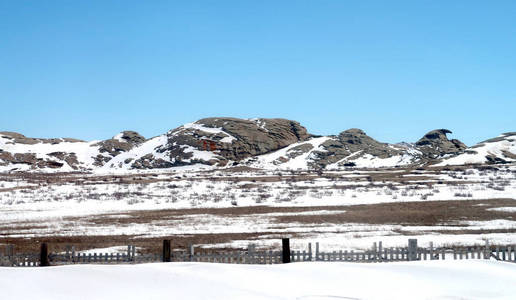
(1, 120), (512, 172)
(416, 129), (467, 158)
(0, 131), (146, 171)
(0, 131), (84, 145)
(309, 129), (406, 168)
(127, 118), (310, 169)
(92, 131), (146, 166)
(337, 128), (403, 158)
(251, 128), (417, 169)
(0, 132), (86, 170)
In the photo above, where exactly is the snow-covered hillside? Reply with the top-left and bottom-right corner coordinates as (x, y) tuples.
(0, 133), (101, 172)
(1, 118), (515, 172)
(437, 132), (516, 166)
(0, 131), (145, 172)
(246, 136), (334, 169)
(1, 261), (515, 300)
(246, 136), (421, 169)
(100, 121), (234, 171)
(1, 118), (311, 172)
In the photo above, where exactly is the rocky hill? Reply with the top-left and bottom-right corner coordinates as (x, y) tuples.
(0, 130), (146, 171)
(245, 128), (470, 169)
(0, 118), (513, 172)
(102, 118), (309, 170)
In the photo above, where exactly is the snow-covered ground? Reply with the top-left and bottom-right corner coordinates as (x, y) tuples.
(1, 165), (515, 251)
(2, 165), (515, 212)
(1, 261), (515, 300)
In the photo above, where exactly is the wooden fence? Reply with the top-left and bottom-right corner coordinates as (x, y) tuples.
(1, 239), (515, 267)
(314, 240), (516, 262)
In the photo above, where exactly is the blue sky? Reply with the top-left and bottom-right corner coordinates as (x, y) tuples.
(1, 1), (515, 145)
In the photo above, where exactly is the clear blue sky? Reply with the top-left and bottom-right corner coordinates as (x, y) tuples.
(1, 1), (515, 145)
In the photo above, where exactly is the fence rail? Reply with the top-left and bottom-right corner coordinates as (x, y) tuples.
(1, 239), (515, 267)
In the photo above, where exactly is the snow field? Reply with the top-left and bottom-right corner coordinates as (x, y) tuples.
(0, 167), (515, 238)
(0, 165), (515, 250)
(0, 261), (515, 300)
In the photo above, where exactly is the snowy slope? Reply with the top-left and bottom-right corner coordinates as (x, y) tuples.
(247, 137), (421, 170)
(179, 121), (237, 143)
(98, 134), (219, 172)
(1, 261), (515, 300)
(436, 132), (516, 166)
(327, 143), (421, 169)
(100, 122), (229, 171)
(101, 117), (309, 171)
(246, 136), (333, 169)
(335, 152), (418, 168)
(0, 134), (102, 172)
(98, 134), (169, 170)
(1, 124), (515, 172)
(0, 130), (149, 172)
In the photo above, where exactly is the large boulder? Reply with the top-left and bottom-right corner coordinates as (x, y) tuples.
(416, 129), (466, 158)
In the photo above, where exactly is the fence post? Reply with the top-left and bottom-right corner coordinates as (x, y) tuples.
(189, 244), (195, 262)
(6, 245), (13, 266)
(40, 243), (49, 267)
(162, 240), (171, 262)
(248, 244), (256, 264)
(408, 239), (418, 261)
(316, 242), (320, 261)
(484, 240), (490, 259)
(65, 245), (71, 261)
(282, 238), (291, 264)
(127, 245), (136, 262)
